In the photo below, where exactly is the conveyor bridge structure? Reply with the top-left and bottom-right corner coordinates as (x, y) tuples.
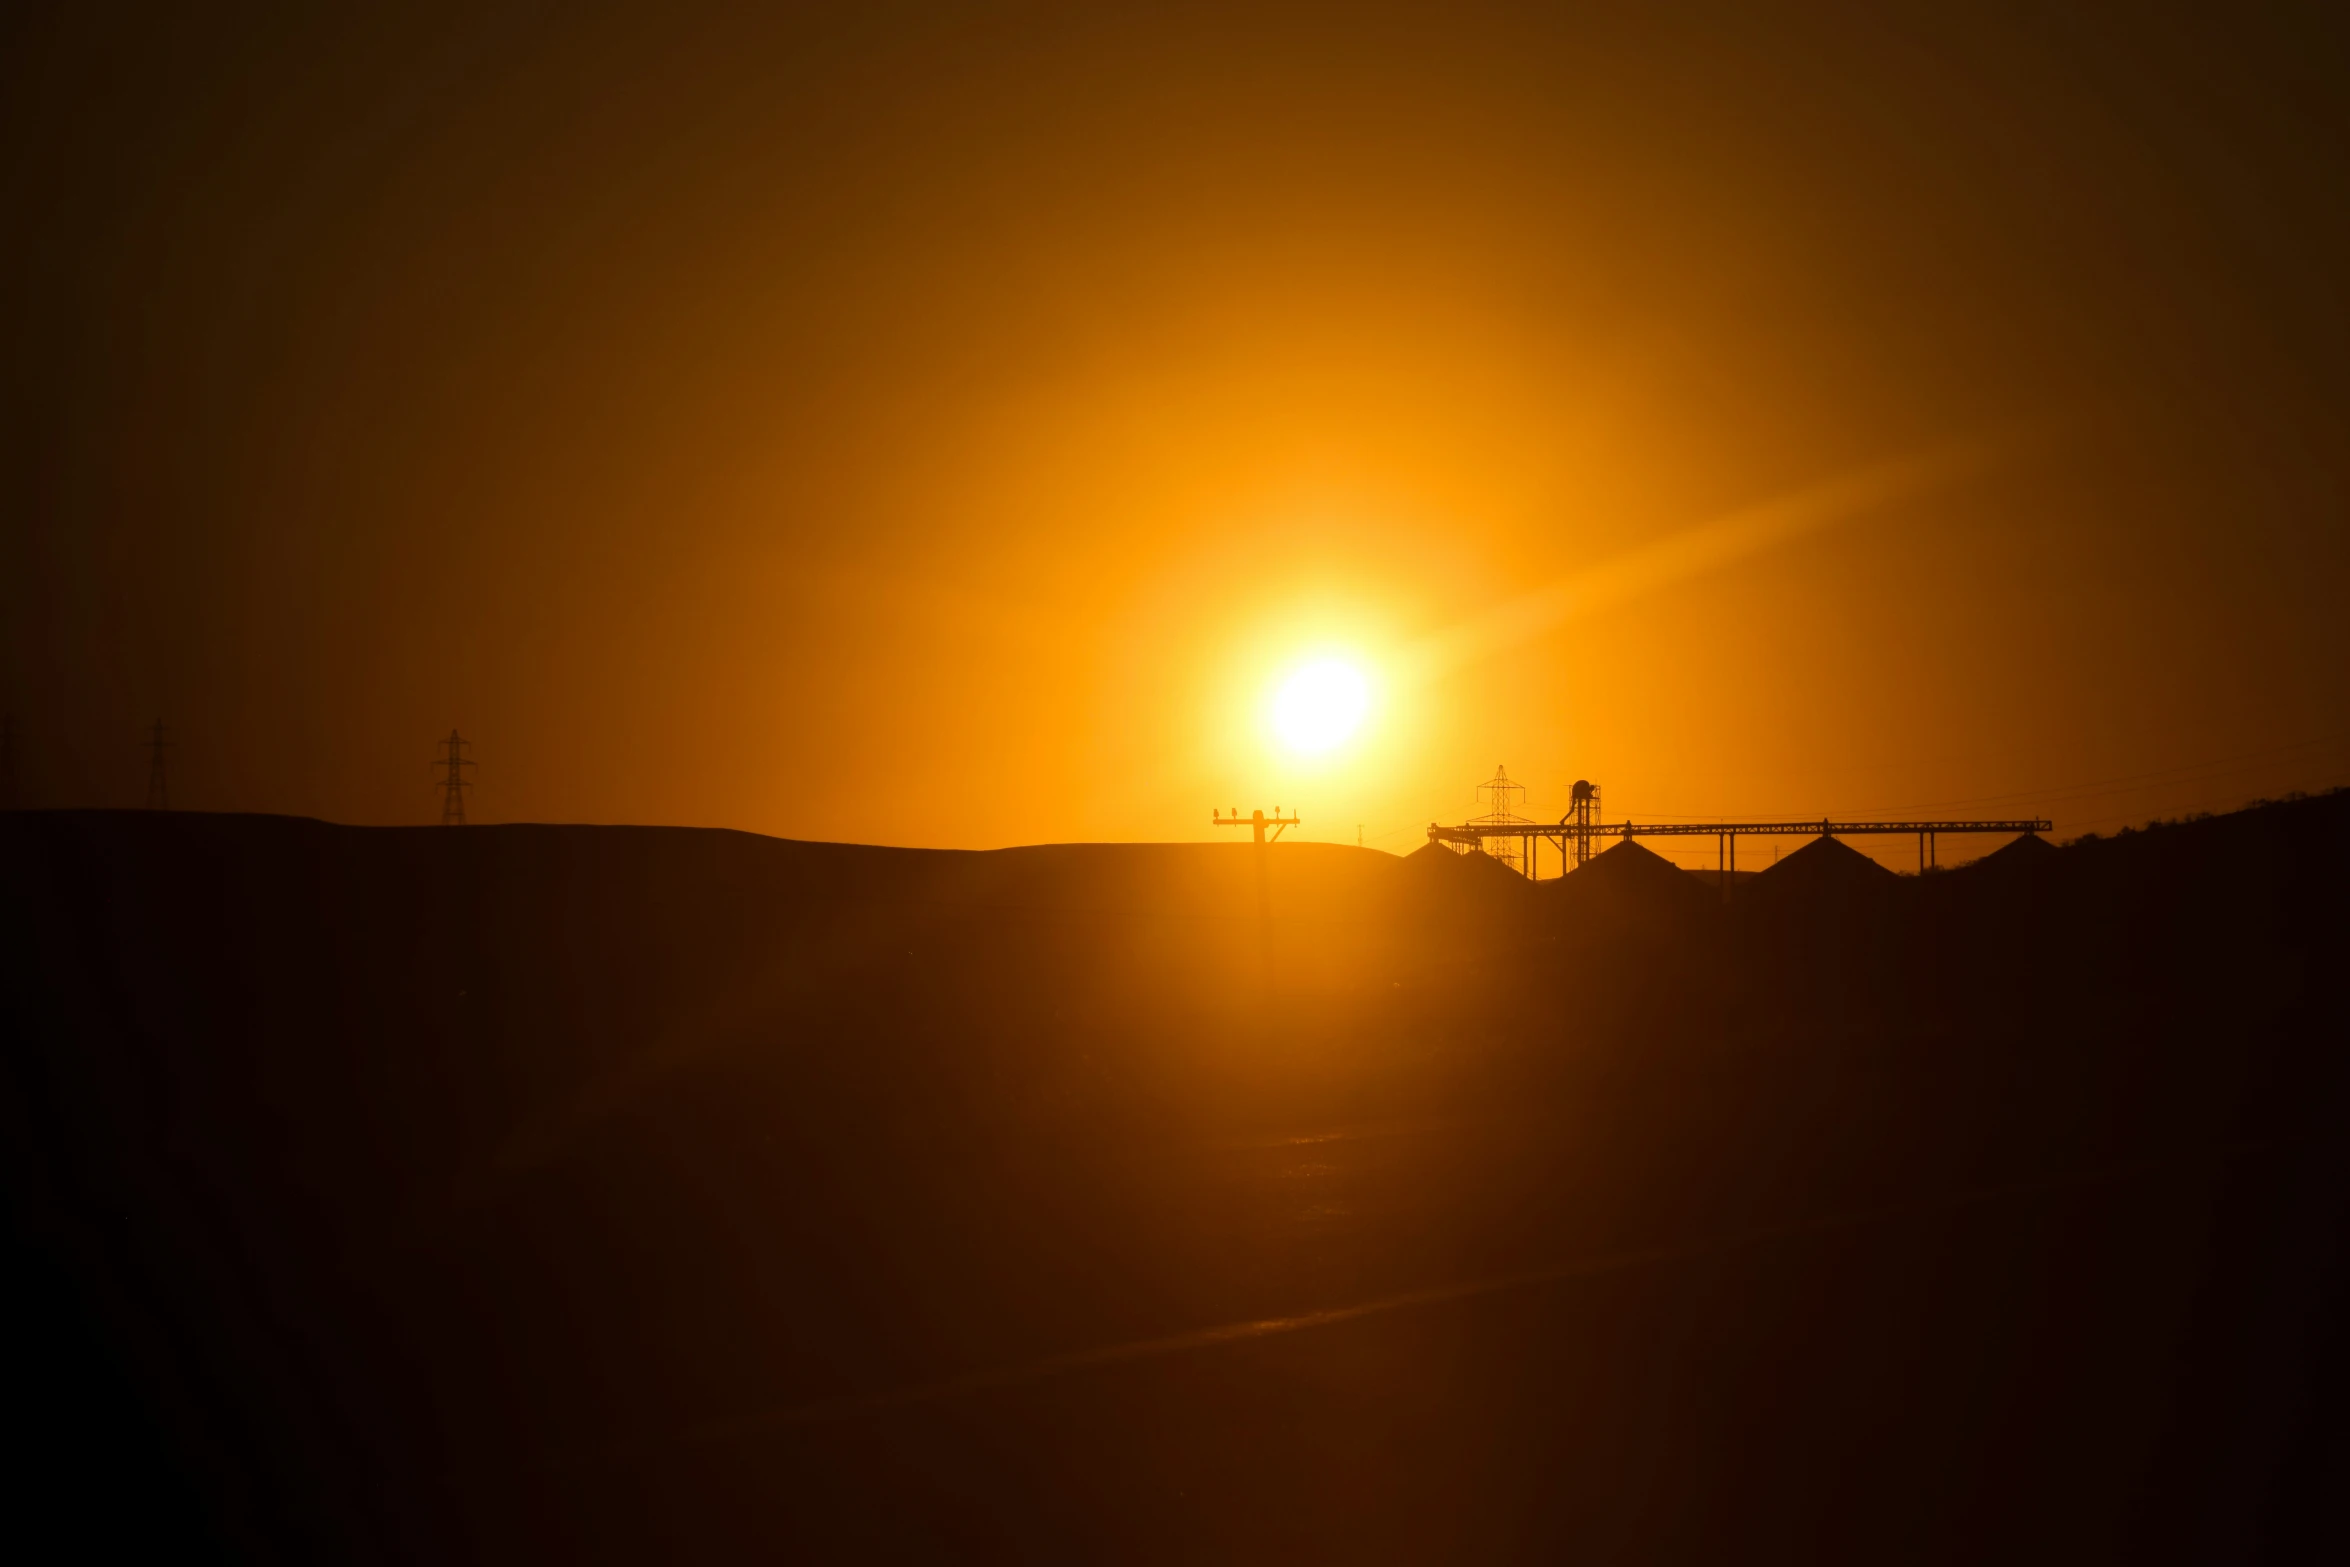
(1427, 794), (2052, 883)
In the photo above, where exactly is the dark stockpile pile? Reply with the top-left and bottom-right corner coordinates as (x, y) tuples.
(4, 796), (2345, 1562)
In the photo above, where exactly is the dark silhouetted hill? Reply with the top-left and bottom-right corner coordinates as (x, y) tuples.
(4, 794), (2345, 1563)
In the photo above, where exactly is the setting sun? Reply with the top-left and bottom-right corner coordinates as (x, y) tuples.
(1271, 659), (1372, 755)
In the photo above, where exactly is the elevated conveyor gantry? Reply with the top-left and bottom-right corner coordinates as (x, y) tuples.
(1427, 812), (2054, 881)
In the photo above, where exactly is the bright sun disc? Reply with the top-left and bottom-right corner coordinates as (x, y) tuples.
(1271, 659), (1370, 754)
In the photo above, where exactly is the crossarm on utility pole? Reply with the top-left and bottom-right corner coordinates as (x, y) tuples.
(1212, 808), (1301, 846)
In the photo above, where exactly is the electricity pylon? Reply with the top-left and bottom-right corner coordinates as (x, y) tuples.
(145, 720), (174, 810)
(436, 730), (476, 825)
(1468, 764), (1530, 874)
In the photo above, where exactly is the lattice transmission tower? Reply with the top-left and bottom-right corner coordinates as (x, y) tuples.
(1468, 764), (1531, 875)
(436, 730), (475, 825)
(145, 720), (174, 810)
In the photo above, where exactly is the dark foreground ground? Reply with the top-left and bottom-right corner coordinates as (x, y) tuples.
(5, 797), (2347, 1562)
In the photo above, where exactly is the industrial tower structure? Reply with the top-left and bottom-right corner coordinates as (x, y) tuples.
(436, 730), (475, 825)
(1567, 779), (1602, 870)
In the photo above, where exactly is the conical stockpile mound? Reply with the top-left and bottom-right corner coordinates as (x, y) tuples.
(1404, 839), (1535, 889)
(1551, 836), (1711, 923)
(1742, 832), (1899, 914)
(1959, 831), (2057, 877)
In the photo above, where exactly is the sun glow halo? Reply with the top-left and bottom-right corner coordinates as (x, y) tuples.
(1270, 659), (1371, 754)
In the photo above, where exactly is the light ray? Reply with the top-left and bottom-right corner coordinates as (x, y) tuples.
(1399, 439), (2004, 686)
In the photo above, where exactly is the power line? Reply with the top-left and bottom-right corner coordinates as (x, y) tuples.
(1583, 733), (2348, 826)
(2057, 785), (2343, 838)
(1822, 732), (2350, 817)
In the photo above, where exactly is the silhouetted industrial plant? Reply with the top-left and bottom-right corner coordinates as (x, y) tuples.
(1429, 769), (2053, 885)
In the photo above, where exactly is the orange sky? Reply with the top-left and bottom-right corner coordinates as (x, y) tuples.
(5, 3), (2347, 866)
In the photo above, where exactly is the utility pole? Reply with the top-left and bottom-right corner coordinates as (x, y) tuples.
(1211, 805), (1298, 847)
(436, 730), (475, 825)
(145, 720), (174, 810)
(1212, 805), (1300, 960)
(0, 715), (16, 811)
